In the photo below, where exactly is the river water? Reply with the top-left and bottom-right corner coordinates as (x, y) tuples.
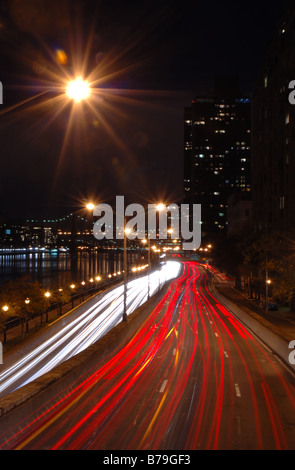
(0, 250), (143, 289)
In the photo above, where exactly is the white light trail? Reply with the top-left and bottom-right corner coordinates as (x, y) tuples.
(0, 262), (181, 396)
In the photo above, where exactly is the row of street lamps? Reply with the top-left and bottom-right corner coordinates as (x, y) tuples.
(1, 276), (102, 316)
(1, 261), (151, 321)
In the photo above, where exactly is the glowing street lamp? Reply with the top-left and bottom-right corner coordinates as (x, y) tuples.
(265, 278), (272, 311)
(23, 298), (31, 332)
(86, 202), (95, 211)
(1, 305), (9, 343)
(70, 284), (76, 309)
(80, 281), (86, 303)
(123, 224), (130, 322)
(57, 288), (64, 315)
(142, 238), (152, 299)
(44, 292), (51, 323)
(66, 77), (91, 103)
(85, 202), (97, 253)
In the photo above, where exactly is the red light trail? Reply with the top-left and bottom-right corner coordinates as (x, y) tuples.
(0, 262), (294, 450)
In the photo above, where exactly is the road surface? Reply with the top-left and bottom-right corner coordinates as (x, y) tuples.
(0, 261), (294, 450)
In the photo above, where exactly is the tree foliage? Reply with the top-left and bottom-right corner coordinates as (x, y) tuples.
(0, 276), (48, 324)
(237, 230), (295, 304)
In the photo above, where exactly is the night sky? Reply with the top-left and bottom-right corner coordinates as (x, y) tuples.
(0, 0), (286, 220)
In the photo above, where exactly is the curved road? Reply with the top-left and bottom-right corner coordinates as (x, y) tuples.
(0, 261), (294, 450)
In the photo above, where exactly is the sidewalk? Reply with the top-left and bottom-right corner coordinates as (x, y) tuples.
(213, 277), (295, 344)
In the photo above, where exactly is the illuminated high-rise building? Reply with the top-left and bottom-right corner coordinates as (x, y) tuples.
(184, 77), (251, 239)
(252, 0), (295, 233)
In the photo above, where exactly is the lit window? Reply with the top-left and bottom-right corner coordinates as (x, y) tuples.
(280, 196), (285, 209)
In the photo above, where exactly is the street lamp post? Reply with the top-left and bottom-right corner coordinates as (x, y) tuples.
(86, 201), (97, 282)
(69, 201), (96, 259)
(266, 278), (271, 311)
(147, 239), (151, 299)
(24, 298), (30, 332)
(1, 305), (8, 344)
(123, 218), (129, 322)
(58, 287), (63, 314)
(80, 282), (85, 302)
(142, 239), (151, 300)
(70, 284), (76, 309)
(44, 291), (51, 323)
(95, 276), (101, 294)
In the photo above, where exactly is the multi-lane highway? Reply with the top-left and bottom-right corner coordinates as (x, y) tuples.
(0, 261), (294, 450)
